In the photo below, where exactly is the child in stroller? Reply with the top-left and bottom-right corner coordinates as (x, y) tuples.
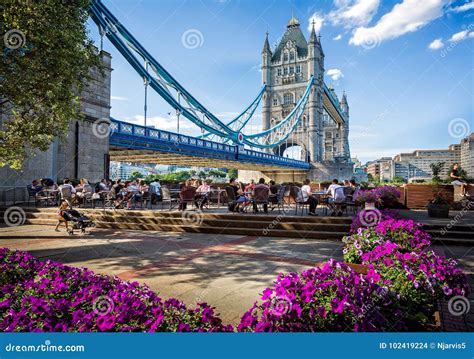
(55, 200), (95, 235)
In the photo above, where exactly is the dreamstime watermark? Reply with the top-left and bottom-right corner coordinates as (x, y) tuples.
(92, 118), (111, 139)
(447, 295), (471, 316)
(181, 29), (204, 49)
(92, 295), (114, 316)
(3, 29), (26, 49)
(360, 31), (381, 50)
(358, 208), (382, 227)
(441, 23), (473, 58)
(3, 206), (26, 227)
(447, 118), (471, 139)
(269, 296), (292, 316)
(5, 339), (85, 353)
(262, 207), (290, 236)
(181, 209), (204, 226)
(440, 201), (473, 236)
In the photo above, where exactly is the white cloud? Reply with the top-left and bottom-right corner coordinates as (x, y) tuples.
(111, 96), (128, 101)
(328, 0), (380, 28)
(333, 34), (343, 40)
(349, 0), (446, 47)
(308, 13), (324, 33)
(448, 29), (474, 42)
(428, 38), (444, 50)
(326, 68), (344, 81)
(449, 2), (474, 12)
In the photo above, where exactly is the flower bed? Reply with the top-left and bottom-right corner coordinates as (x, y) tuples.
(0, 248), (232, 332)
(344, 218), (431, 263)
(342, 214), (469, 328)
(238, 259), (404, 332)
(354, 186), (402, 208)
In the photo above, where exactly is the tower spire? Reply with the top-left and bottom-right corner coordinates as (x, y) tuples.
(261, 31), (271, 54)
(309, 19), (317, 44)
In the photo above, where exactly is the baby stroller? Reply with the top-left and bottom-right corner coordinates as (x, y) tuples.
(62, 209), (95, 235)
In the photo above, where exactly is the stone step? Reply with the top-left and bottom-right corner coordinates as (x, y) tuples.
(1, 208), (352, 224)
(427, 230), (474, 240)
(22, 219), (346, 240)
(20, 212), (350, 232)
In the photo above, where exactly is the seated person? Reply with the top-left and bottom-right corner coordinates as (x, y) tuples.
(244, 179), (255, 193)
(252, 178), (270, 213)
(29, 179), (43, 194)
(326, 179), (345, 216)
(98, 179), (109, 191)
(179, 180), (197, 211)
(195, 179), (211, 210)
(228, 178), (249, 212)
(298, 179), (318, 216)
(149, 179), (162, 204)
(450, 163), (469, 197)
(268, 180), (280, 206)
(59, 178), (76, 202)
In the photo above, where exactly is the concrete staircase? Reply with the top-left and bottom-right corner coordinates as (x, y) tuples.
(424, 224), (474, 246)
(1, 207), (352, 240)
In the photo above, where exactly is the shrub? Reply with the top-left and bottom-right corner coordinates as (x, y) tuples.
(238, 259), (404, 332)
(0, 249), (232, 332)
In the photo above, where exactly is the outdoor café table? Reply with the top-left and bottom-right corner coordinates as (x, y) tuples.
(209, 188), (226, 207)
(41, 189), (59, 206)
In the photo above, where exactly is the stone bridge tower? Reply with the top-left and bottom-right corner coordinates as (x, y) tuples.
(257, 16), (353, 182)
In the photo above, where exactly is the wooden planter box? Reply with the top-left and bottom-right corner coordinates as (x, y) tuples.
(403, 184), (454, 209)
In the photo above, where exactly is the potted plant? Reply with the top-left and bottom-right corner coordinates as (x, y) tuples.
(353, 190), (380, 210)
(427, 192), (450, 218)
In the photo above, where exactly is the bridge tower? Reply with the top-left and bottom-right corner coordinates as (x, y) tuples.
(241, 16), (353, 182)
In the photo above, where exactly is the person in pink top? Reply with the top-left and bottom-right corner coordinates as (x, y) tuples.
(195, 179), (212, 209)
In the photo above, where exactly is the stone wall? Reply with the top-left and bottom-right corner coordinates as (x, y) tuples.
(0, 51), (112, 193)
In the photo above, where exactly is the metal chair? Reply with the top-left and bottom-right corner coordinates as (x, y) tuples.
(224, 186), (238, 213)
(253, 186), (270, 214)
(179, 187), (197, 211)
(291, 186), (309, 215)
(272, 185), (287, 213)
(161, 187), (178, 210)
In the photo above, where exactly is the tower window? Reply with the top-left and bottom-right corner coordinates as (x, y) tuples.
(283, 67), (288, 75)
(277, 68), (282, 76)
(289, 66), (294, 74)
(289, 51), (295, 61)
(283, 52), (288, 62)
(283, 93), (294, 105)
(273, 98), (278, 106)
(296, 65), (301, 74)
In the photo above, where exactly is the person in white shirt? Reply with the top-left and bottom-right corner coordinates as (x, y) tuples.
(59, 179), (76, 203)
(326, 179), (345, 216)
(298, 179), (318, 216)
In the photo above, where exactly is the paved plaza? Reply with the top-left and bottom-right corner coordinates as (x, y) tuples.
(0, 223), (473, 326)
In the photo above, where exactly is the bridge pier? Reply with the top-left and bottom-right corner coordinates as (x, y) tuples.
(239, 160), (353, 183)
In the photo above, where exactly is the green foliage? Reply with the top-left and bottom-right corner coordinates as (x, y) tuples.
(207, 169), (226, 178)
(429, 162), (445, 184)
(392, 176), (406, 184)
(227, 168), (238, 179)
(129, 170), (143, 180)
(0, 0), (103, 168)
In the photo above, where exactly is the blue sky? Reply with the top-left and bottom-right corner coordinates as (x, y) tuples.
(87, 0), (473, 163)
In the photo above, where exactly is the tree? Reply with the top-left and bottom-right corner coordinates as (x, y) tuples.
(228, 168), (238, 179)
(392, 176), (406, 184)
(367, 173), (374, 183)
(430, 162), (445, 183)
(0, 0), (103, 168)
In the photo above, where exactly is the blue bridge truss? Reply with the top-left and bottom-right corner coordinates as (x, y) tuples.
(109, 119), (311, 170)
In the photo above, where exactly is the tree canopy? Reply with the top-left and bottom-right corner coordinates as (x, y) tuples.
(0, 0), (102, 168)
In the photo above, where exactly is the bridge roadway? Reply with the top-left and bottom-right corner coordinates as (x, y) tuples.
(109, 119), (311, 171)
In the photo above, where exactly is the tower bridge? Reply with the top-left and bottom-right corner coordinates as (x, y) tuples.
(0, 0), (354, 188)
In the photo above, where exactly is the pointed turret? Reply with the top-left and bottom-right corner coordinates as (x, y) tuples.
(309, 20), (317, 44)
(340, 91), (349, 116)
(262, 32), (271, 55)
